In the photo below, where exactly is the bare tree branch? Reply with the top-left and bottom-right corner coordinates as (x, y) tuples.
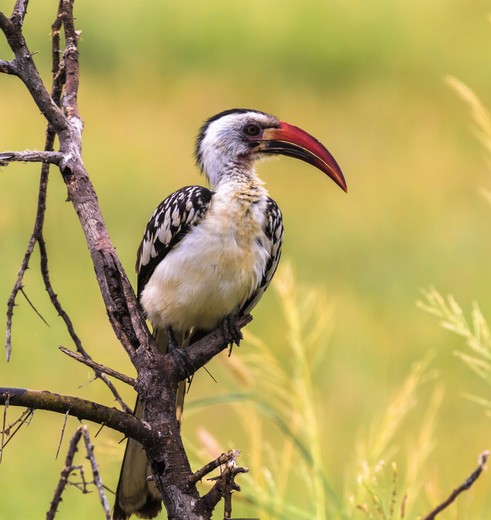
(0, 150), (63, 166)
(4, 0), (66, 363)
(47, 425), (112, 520)
(0, 393), (9, 463)
(0, 406), (34, 462)
(422, 451), (489, 520)
(191, 450), (238, 485)
(59, 345), (136, 388)
(202, 450), (248, 518)
(11, 0), (30, 26)
(2, 1), (132, 415)
(0, 387), (149, 444)
(47, 427), (83, 520)
(81, 426), (112, 519)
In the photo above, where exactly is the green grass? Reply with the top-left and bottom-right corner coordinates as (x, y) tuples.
(2, 0), (491, 518)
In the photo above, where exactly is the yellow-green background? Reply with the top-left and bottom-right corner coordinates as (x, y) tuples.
(1, 0), (491, 518)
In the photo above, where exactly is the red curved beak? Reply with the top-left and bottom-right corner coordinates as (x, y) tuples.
(260, 121), (347, 192)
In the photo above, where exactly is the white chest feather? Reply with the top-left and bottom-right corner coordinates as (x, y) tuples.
(140, 190), (271, 332)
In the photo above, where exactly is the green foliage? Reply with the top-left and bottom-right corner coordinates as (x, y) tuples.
(419, 288), (491, 415)
(418, 79), (491, 416)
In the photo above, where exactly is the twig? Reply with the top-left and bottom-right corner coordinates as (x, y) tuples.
(41, 252), (133, 413)
(55, 409), (70, 460)
(59, 345), (136, 388)
(0, 408), (34, 457)
(81, 426), (112, 519)
(191, 450), (237, 484)
(200, 450), (248, 517)
(70, 464), (87, 493)
(47, 426), (83, 520)
(1, 393), (9, 463)
(422, 450), (489, 520)
(6, 232), (38, 362)
(47, 425), (112, 519)
(19, 287), (49, 326)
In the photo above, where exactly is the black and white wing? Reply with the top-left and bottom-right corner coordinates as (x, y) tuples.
(136, 185), (213, 297)
(242, 197), (284, 314)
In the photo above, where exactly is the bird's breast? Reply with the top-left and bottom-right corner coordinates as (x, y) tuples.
(140, 193), (270, 332)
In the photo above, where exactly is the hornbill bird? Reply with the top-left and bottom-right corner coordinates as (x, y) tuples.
(113, 108), (347, 519)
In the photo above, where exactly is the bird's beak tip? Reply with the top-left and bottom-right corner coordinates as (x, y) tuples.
(264, 121), (347, 193)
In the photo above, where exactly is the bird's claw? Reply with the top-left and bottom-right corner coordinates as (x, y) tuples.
(221, 315), (243, 355)
(166, 326), (195, 380)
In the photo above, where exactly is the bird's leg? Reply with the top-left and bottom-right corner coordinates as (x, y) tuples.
(166, 326), (195, 380)
(221, 314), (243, 355)
(166, 325), (180, 353)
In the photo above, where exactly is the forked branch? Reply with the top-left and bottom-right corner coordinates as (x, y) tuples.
(47, 425), (112, 520)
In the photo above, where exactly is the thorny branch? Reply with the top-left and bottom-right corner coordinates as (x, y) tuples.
(0, 1), (251, 518)
(3, 0), (66, 362)
(0, 406), (34, 462)
(2, 0), (132, 414)
(47, 425), (111, 520)
(0, 387), (150, 444)
(58, 346), (136, 388)
(422, 451), (489, 520)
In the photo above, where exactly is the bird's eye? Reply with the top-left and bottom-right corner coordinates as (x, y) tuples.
(243, 124), (261, 137)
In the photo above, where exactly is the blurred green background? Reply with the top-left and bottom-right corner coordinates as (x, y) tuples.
(2, 0), (491, 518)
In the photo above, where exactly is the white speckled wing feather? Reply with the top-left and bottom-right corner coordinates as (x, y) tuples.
(136, 185), (213, 297)
(241, 197), (283, 315)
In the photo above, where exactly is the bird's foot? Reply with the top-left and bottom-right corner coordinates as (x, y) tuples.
(166, 326), (195, 380)
(221, 314), (243, 355)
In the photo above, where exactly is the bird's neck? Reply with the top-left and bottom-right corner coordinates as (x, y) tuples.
(207, 162), (267, 202)
(206, 164), (269, 249)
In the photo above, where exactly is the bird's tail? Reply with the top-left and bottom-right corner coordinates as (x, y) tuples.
(153, 326), (191, 423)
(113, 328), (189, 520)
(113, 395), (162, 520)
